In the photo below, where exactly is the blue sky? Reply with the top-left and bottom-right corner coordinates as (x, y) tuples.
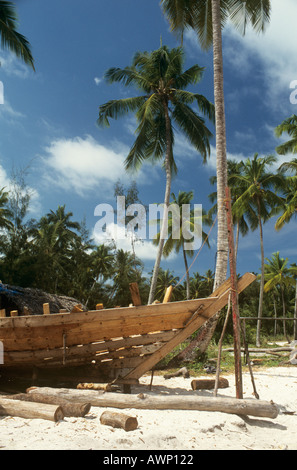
(1, 0), (297, 282)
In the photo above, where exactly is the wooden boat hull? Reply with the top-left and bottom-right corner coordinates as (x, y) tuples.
(0, 273), (256, 384)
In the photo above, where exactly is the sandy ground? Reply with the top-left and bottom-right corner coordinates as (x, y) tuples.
(0, 366), (296, 451)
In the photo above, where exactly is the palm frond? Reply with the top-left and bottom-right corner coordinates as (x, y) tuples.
(97, 96), (146, 127)
(0, 1), (34, 70)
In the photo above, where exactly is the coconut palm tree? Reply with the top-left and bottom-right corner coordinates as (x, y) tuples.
(152, 190), (212, 299)
(275, 115), (297, 155)
(97, 45), (214, 304)
(85, 244), (115, 307)
(263, 252), (297, 341)
(111, 249), (144, 306)
(230, 153), (284, 346)
(0, 1), (34, 70)
(273, 159), (297, 231)
(0, 187), (13, 230)
(161, 0), (271, 291)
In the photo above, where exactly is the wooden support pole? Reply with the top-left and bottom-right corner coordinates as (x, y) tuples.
(10, 310), (18, 317)
(43, 303), (50, 315)
(163, 285), (173, 303)
(96, 303), (104, 310)
(129, 282), (142, 306)
(26, 387), (279, 419)
(0, 309), (6, 317)
(225, 186), (243, 399)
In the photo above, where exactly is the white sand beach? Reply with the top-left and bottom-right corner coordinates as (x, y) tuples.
(0, 366), (296, 451)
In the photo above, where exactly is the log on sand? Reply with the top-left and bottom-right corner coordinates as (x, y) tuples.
(100, 411), (138, 431)
(8, 393), (91, 417)
(191, 378), (229, 390)
(0, 396), (64, 422)
(27, 386), (279, 419)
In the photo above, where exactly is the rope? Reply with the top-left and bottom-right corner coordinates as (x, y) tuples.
(173, 214), (218, 290)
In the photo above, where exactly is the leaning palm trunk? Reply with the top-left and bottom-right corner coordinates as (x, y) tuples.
(148, 100), (172, 304)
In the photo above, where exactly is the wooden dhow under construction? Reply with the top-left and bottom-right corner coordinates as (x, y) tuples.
(0, 273), (256, 387)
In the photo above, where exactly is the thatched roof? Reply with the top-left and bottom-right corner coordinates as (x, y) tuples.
(0, 283), (87, 316)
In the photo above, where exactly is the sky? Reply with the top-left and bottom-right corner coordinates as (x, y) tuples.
(1, 0), (297, 283)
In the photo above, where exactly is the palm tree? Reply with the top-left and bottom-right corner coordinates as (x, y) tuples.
(97, 45), (214, 304)
(111, 249), (143, 306)
(46, 205), (80, 250)
(0, 187), (13, 230)
(86, 244), (114, 306)
(0, 1), (34, 70)
(263, 252), (297, 341)
(274, 176), (297, 231)
(161, 0), (271, 292)
(153, 267), (180, 302)
(152, 190), (212, 299)
(275, 115), (297, 155)
(230, 153), (284, 346)
(274, 159), (297, 230)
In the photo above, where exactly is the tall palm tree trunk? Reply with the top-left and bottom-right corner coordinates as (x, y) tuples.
(182, 244), (190, 300)
(212, 0), (229, 290)
(183, 0), (229, 354)
(294, 280), (297, 340)
(256, 203), (265, 347)
(148, 99), (172, 304)
(280, 285), (288, 341)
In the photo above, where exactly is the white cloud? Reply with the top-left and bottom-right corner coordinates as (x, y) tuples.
(223, 0), (297, 107)
(94, 77), (102, 86)
(0, 52), (31, 79)
(41, 134), (162, 197)
(91, 221), (164, 261)
(41, 135), (132, 197)
(0, 164), (10, 189)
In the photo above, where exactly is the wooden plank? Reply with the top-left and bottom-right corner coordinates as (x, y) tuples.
(123, 273), (256, 381)
(1, 331), (179, 367)
(129, 282), (142, 306)
(0, 305), (201, 351)
(0, 297), (216, 329)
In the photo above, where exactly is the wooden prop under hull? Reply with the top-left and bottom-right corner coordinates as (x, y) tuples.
(0, 273), (256, 384)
